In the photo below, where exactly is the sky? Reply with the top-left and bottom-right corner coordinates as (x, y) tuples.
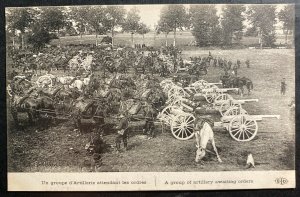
(124, 4), (222, 29)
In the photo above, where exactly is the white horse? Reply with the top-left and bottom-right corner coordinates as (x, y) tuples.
(194, 120), (222, 163)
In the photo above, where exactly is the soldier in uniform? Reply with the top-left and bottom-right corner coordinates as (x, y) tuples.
(228, 60), (232, 69)
(233, 64), (238, 76)
(115, 112), (129, 152)
(237, 59), (241, 68)
(281, 78), (287, 95)
(245, 59), (250, 68)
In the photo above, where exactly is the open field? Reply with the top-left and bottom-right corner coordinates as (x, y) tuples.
(50, 31), (294, 48)
(7, 48), (295, 172)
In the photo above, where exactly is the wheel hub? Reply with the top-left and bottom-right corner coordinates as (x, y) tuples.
(239, 124), (246, 130)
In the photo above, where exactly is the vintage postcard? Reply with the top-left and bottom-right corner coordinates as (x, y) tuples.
(6, 3), (295, 191)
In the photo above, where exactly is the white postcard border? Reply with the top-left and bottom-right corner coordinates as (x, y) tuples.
(8, 170), (295, 191)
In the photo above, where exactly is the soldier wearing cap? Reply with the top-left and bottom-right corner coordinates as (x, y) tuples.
(115, 112), (129, 152)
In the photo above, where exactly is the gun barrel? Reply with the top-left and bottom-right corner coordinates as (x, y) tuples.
(251, 115), (281, 120)
(202, 88), (239, 93)
(236, 99), (259, 103)
(208, 83), (222, 85)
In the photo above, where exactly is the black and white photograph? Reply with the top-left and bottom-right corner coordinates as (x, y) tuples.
(5, 3), (295, 191)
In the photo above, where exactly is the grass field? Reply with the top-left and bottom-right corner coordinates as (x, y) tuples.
(7, 47), (295, 172)
(50, 31), (293, 48)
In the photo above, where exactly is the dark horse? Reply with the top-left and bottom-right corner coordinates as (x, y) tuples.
(10, 94), (56, 128)
(239, 77), (253, 95)
(225, 76), (253, 96)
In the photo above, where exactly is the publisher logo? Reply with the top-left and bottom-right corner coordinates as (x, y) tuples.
(275, 177), (288, 185)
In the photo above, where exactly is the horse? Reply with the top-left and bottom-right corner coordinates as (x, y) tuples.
(239, 77), (254, 95)
(194, 118), (222, 163)
(10, 95), (39, 126)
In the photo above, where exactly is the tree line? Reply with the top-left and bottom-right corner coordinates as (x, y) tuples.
(6, 6), (150, 49)
(5, 4), (294, 50)
(157, 4), (294, 48)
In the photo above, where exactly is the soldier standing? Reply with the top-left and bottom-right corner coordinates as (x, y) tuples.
(281, 78), (287, 95)
(245, 59), (250, 68)
(233, 64), (238, 76)
(228, 60), (232, 69)
(237, 59), (241, 68)
(115, 113), (129, 152)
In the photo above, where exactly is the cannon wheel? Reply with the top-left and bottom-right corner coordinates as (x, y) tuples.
(160, 79), (173, 89)
(219, 101), (242, 116)
(36, 75), (53, 88)
(171, 113), (195, 140)
(7, 85), (13, 97)
(204, 90), (222, 103)
(163, 83), (173, 94)
(157, 105), (180, 126)
(228, 115), (258, 142)
(192, 80), (207, 93)
(213, 94), (233, 110)
(168, 86), (187, 98)
(167, 86), (187, 105)
(223, 106), (248, 117)
(172, 99), (193, 112)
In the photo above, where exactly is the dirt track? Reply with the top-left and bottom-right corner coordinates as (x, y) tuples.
(7, 48), (295, 172)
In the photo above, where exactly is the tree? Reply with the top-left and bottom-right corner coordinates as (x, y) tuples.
(122, 7), (141, 47)
(104, 6), (126, 46)
(159, 5), (188, 46)
(137, 23), (150, 45)
(244, 26), (258, 37)
(69, 6), (90, 38)
(85, 6), (108, 45)
(27, 22), (52, 51)
(278, 5), (295, 45)
(247, 5), (277, 48)
(221, 5), (246, 45)
(40, 7), (66, 35)
(6, 8), (34, 49)
(156, 19), (173, 46)
(190, 5), (220, 46)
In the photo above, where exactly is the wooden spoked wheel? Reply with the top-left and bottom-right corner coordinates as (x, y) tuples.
(204, 90), (222, 103)
(192, 80), (207, 93)
(36, 76), (53, 88)
(160, 79), (173, 93)
(163, 83), (173, 94)
(166, 93), (178, 105)
(223, 106), (248, 117)
(7, 85), (13, 97)
(213, 94), (233, 110)
(171, 113), (195, 140)
(219, 101), (242, 116)
(168, 86), (186, 97)
(172, 99), (193, 112)
(184, 86), (196, 96)
(228, 115), (258, 142)
(157, 105), (181, 126)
